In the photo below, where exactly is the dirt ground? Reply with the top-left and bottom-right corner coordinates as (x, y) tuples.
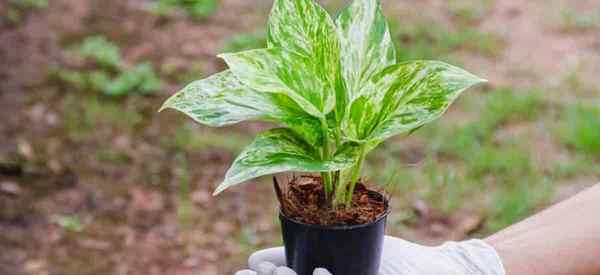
(1, 0), (599, 274)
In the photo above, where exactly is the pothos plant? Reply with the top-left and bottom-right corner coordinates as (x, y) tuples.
(160, 0), (485, 208)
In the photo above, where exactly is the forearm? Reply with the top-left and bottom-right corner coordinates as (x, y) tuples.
(486, 184), (600, 275)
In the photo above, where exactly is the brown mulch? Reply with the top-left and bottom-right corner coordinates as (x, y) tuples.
(276, 175), (388, 226)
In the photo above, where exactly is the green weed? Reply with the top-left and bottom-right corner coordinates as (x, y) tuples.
(106, 63), (163, 96)
(552, 154), (600, 179)
(78, 36), (124, 69)
(422, 159), (466, 215)
(55, 215), (84, 232)
(559, 104), (600, 157)
(564, 63), (585, 93)
(62, 95), (143, 141)
(163, 123), (249, 154)
(162, 61), (205, 83)
(54, 36), (163, 97)
(96, 149), (131, 164)
(237, 226), (260, 252)
(416, 88), (553, 232)
(482, 88), (545, 126)
(467, 142), (533, 180)
(3, 0), (47, 25)
(175, 154), (192, 229)
(447, 0), (495, 24)
(146, 0), (219, 21)
(420, 89), (549, 230)
(433, 88), (545, 161)
(367, 142), (466, 216)
(487, 176), (553, 232)
(560, 8), (600, 32)
(392, 19), (504, 61)
(434, 124), (534, 180)
(221, 32), (267, 53)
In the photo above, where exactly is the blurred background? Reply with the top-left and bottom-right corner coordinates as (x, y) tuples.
(1, 0), (599, 274)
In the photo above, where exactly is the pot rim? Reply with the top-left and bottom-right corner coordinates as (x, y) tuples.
(279, 207), (390, 231)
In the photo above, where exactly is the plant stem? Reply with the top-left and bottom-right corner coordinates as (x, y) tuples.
(345, 145), (366, 208)
(333, 125), (342, 189)
(319, 117), (333, 199)
(321, 172), (332, 199)
(334, 127), (342, 148)
(333, 169), (348, 206)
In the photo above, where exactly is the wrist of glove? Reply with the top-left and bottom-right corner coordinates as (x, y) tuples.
(235, 236), (505, 275)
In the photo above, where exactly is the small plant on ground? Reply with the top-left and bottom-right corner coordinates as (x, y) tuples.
(446, 0), (495, 24)
(559, 8), (600, 32)
(559, 104), (600, 157)
(3, 0), (47, 25)
(487, 176), (553, 232)
(54, 36), (163, 97)
(392, 18), (504, 61)
(422, 159), (465, 216)
(146, 0), (218, 21)
(62, 94), (143, 141)
(54, 215), (84, 232)
(221, 32), (267, 53)
(160, 0), (485, 208)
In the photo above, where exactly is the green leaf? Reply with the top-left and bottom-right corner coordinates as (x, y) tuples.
(336, 0), (396, 100)
(267, 0), (339, 82)
(213, 128), (358, 195)
(344, 93), (380, 141)
(344, 61), (486, 143)
(266, 0), (342, 122)
(160, 70), (270, 126)
(269, 94), (325, 146)
(219, 48), (335, 118)
(160, 70), (324, 145)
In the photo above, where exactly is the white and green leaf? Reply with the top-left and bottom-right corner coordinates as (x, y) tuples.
(213, 128), (359, 195)
(160, 70), (323, 145)
(160, 70), (271, 126)
(267, 0), (340, 82)
(219, 48), (335, 118)
(344, 61), (486, 143)
(336, 0), (396, 100)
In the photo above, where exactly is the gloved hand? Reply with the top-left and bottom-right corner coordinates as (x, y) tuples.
(234, 236), (505, 275)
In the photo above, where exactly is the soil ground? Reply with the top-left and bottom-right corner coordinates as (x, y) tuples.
(1, 0), (599, 274)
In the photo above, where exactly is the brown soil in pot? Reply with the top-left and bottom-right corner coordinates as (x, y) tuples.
(276, 175), (388, 226)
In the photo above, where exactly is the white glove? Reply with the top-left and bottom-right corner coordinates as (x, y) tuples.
(234, 236), (505, 275)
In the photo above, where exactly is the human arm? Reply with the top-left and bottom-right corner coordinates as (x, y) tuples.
(487, 183), (600, 275)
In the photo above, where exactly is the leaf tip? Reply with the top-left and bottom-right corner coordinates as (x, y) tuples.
(212, 183), (227, 196)
(158, 94), (177, 113)
(157, 103), (169, 113)
(216, 52), (231, 61)
(476, 76), (489, 84)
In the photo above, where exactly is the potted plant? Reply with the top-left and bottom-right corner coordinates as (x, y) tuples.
(160, 0), (485, 274)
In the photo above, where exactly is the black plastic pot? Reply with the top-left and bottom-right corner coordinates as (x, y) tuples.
(279, 206), (389, 275)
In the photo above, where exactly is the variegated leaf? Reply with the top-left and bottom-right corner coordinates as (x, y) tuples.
(345, 61), (486, 143)
(336, 0), (396, 100)
(219, 48), (335, 118)
(213, 128), (359, 195)
(159, 70), (270, 126)
(160, 70), (323, 145)
(267, 0), (340, 83)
